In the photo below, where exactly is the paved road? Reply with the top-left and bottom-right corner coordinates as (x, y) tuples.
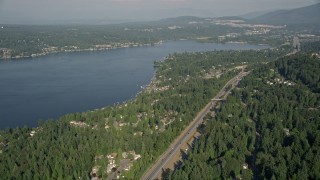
(141, 70), (249, 180)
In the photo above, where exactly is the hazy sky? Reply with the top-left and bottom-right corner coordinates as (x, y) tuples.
(0, 0), (318, 24)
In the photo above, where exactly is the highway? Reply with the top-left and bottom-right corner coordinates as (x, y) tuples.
(141, 69), (249, 180)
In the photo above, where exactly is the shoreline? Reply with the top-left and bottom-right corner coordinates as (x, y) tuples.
(2, 60), (161, 131)
(0, 41), (164, 60)
(0, 41), (272, 130)
(0, 40), (271, 61)
(0, 48), (164, 131)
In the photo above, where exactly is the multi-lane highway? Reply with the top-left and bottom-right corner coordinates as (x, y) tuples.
(141, 69), (249, 180)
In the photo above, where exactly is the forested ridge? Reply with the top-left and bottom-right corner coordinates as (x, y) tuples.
(170, 53), (320, 179)
(0, 17), (295, 59)
(0, 49), (282, 179)
(301, 41), (320, 52)
(0, 23), (236, 59)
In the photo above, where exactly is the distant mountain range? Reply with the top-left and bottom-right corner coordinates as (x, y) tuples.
(1, 3), (318, 29)
(251, 3), (320, 26)
(239, 10), (273, 19)
(154, 16), (204, 25)
(148, 3), (320, 29)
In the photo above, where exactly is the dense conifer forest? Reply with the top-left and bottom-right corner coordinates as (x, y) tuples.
(170, 53), (320, 179)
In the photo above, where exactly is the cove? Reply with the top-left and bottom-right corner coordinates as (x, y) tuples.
(0, 41), (269, 129)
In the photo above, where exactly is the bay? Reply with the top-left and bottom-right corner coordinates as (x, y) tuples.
(0, 40), (269, 129)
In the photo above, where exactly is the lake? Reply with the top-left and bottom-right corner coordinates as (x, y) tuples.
(0, 41), (269, 129)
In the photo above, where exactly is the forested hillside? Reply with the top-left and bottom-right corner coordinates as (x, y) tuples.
(301, 41), (320, 53)
(170, 54), (320, 179)
(0, 49), (282, 179)
(0, 22), (237, 59)
(252, 3), (320, 29)
(0, 16), (293, 60)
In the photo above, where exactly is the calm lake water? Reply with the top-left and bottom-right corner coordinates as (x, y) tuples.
(0, 41), (269, 129)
